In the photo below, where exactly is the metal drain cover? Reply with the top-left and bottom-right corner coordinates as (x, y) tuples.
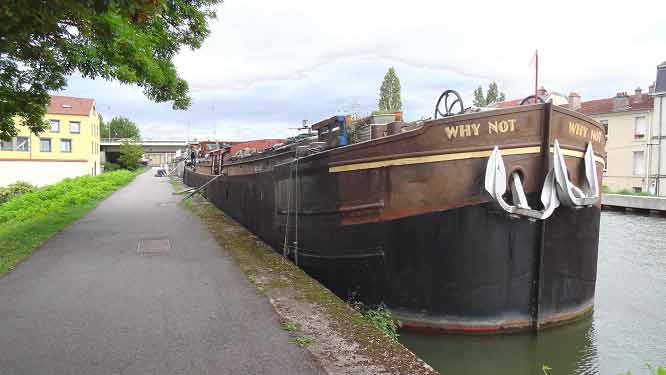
(137, 238), (171, 254)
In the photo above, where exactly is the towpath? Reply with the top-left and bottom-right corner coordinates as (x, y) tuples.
(0, 171), (323, 375)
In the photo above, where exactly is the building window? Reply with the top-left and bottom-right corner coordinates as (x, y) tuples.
(16, 137), (29, 151)
(600, 120), (608, 138)
(69, 121), (80, 134)
(634, 116), (647, 139)
(0, 137), (29, 152)
(60, 139), (72, 153)
(49, 119), (60, 133)
(0, 139), (11, 151)
(633, 187), (642, 193)
(40, 138), (52, 152)
(603, 152), (608, 173)
(633, 151), (645, 175)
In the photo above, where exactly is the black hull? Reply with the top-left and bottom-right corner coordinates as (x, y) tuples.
(184, 169), (599, 332)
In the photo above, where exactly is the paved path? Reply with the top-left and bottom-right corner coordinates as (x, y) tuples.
(0, 171), (323, 375)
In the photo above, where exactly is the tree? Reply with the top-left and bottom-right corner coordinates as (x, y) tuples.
(378, 67), (402, 113)
(473, 81), (507, 107)
(101, 116), (140, 140)
(117, 142), (143, 170)
(0, 0), (221, 141)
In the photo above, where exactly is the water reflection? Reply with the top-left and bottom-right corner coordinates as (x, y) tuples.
(399, 211), (666, 374)
(400, 317), (598, 375)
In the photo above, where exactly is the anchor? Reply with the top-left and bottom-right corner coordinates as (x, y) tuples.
(552, 139), (599, 207)
(484, 139), (599, 220)
(484, 146), (559, 220)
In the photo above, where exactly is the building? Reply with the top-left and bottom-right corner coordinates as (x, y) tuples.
(227, 139), (285, 156)
(651, 61), (666, 195)
(0, 96), (101, 187)
(576, 89), (654, 193)
(491, 61), (666, 195)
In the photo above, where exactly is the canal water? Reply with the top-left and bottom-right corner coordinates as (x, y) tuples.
(399, 211), (666, 374)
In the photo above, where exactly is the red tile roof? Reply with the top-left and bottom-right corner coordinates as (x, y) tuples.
(47, 95), (95, 116)
(229, 139), (285, 155)
(492, 99), (523, 108)
(579, 93), (653, 115)
(490, 92), (654, 115)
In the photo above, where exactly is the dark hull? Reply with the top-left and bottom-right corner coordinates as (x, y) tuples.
(184, 168), (599, 332)
(184, 103), (604, 332)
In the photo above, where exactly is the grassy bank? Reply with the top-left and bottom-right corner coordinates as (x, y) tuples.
(602, 185), (653, 197)
(0, 170), (143, 275)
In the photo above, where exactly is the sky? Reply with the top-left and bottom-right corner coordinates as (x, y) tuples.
(58, 0), (666, 141)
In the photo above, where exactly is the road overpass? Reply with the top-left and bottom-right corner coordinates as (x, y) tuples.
(101, 138), (188, 166)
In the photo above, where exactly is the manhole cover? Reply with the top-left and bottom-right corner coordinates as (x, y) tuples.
(137, 238), (171, 254)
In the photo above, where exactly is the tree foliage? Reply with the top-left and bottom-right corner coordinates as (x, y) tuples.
(473, 81), (506, 107)
(378, 67), (402, 112)
(0, 0), (221, 141)
(100, 116), (140, 139)
(118, 142), (143, 170)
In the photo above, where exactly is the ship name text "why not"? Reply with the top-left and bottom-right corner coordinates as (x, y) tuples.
(568, 122), (604, 143)
(445, 119), (517, 140)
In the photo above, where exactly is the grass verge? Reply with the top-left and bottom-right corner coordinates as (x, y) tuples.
(0, 169), (144, 276)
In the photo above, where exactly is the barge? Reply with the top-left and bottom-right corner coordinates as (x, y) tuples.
(184, 92), (605, 332)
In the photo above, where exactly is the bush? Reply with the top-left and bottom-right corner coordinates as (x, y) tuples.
(0, 170), (137, 225)
(117, 142), (144, 170)
(0, 169), (142, 275)
(103, 162), (121, 172)
(0, 181), (36, 204)
(361, 303), (399, 340)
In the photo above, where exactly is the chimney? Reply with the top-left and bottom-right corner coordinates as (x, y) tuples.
(656, 61), (666, 94)
(568, 92), (581, 111)
(537, 86), (548, 97)
(634, 87), (642, 102)
(613, 92), (630, 111)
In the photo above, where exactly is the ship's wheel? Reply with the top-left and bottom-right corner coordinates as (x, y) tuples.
(434, 90), (465, 119)
(519, 95), (545, 105)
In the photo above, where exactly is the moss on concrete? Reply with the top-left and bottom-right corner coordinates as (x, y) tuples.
(173, 177), (436, 374)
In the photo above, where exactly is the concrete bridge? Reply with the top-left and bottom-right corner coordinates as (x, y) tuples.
(100, 138), (188, 166)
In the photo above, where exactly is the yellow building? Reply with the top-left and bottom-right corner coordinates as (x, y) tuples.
(572, 90), (654, 193)
(0, 95), (101, 186)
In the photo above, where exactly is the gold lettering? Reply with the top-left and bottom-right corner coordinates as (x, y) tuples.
(569, 121), (594, 139)
(568, 122), (578, 135)
(445, 126), (459, 139)
(489, 119), (517, 135)
(507, 119), (516, 132)
(460, 124), (472, 137)
(471, 123), (480, 136)
(489, 120), (498, 134)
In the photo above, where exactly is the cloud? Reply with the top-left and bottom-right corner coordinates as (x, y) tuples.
(59, 0), (666, 140)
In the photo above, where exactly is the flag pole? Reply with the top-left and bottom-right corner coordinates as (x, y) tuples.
(534, 50), (539, 102)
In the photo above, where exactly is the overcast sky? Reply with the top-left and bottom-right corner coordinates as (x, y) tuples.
(58, 0), (666, 141)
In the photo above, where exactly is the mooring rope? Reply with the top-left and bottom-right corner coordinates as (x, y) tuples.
(282, 159), (293, 258)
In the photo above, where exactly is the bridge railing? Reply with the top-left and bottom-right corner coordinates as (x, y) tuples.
(100, 138), (188, 145)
